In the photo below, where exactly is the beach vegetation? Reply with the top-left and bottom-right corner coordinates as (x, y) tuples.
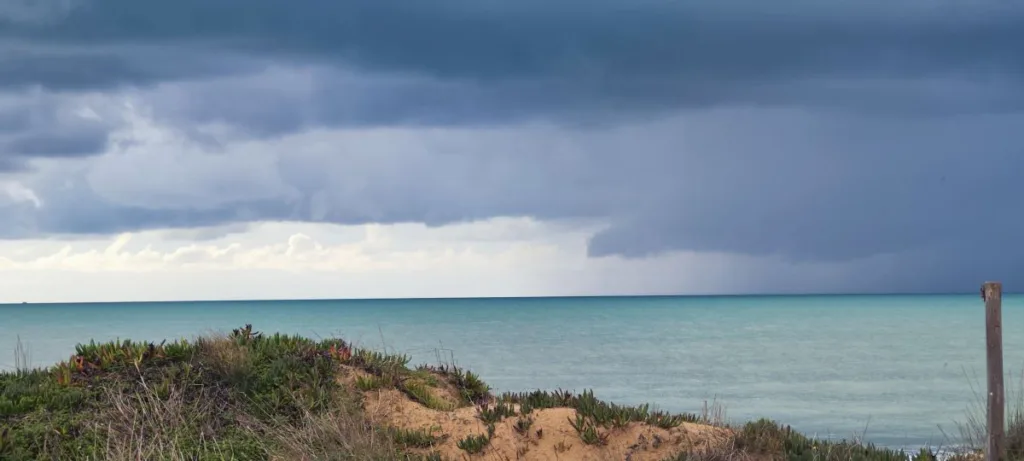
(0, 325), (977, 460)
(400, 380), (454, 411)
(355, 374), (385, 391)
(949, 369), (1024, 461)
(513, 415), (534, 435)
(569, 412), (609, 446)
(427, 364), (490, 405)
(666, 418), (939, 461)
(0, 326), (448, 460)
(384, 426), (447, 449)
(477, 400), (517, 425)
(456, 424), (494, 455)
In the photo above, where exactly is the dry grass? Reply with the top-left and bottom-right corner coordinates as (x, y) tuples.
(196, 334), (251, 380)
(697, 399), (728, 427)
(97, 384), (230, 461)
(256, 396), (408, 461)
(91, 369), (417, 461)
(90, 358), (241, 461)
(949, 368), (1024, 460)
(12, 336), (31, 374)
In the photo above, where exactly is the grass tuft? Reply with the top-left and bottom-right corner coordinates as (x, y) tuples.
(477, 401), (518, 425)
(514, 415), (534, 435)
(949, 368), (1024, 461)
(355, 374), (385, 391)
(384, 426), (448, 449)
(400, 381), (455, 411)
(431, 365), (490, 405)
(569, 413), (609, 446)
(457, 424), (495, 455)
(13, 336), (32, 376)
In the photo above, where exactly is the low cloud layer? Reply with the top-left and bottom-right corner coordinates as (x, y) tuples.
(1, 0), (1022, 294)
(0, 219), (919, 303)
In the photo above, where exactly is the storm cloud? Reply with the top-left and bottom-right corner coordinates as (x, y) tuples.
(1, 0), (1023, 293)
(2, 0), (1023, 116)
(0, 91), (118, 170)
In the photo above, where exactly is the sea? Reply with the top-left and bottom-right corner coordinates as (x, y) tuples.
(2, 294), (1022, 451)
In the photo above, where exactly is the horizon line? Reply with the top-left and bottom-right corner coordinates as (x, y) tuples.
(0, 291), (1004, 307)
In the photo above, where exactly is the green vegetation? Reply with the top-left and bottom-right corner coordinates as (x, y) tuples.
(513, 415), (534, 435)
(383, 426), (447, 450)
(0, 325), (444, 460)
(456, 425), (494, 455)
(355, 374), (385, 391)
(569, 413), (609, 446)
(666, 419), (938, 461)
(400, 380), (454, 411)
(496, 387), (697, 445)
(3, 325), (1020, 461)
(426, 364), (489, 405)
(477, 400), (517, 425)
(498, 388), (697, 427)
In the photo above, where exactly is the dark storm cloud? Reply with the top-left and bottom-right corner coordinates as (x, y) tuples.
(0, 93), (115, 170)
(1, 0), (1022, 159)
(4, 130), (108, 157)
(0, 42), (270, 91)
(142, 71), (1024, 143)
(8, 0), (1022, 82)
(1, 0), (1023, 121)
(580, 110), (1024, 291)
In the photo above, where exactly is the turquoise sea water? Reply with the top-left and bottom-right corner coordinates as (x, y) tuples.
(2, 294), (1022, 449)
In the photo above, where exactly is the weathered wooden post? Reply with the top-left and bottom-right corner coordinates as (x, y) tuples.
(982, 281), (1005, 461)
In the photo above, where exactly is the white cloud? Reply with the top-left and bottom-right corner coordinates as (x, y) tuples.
(1, 229), (481, 273)
(0, 218), (583, 275)
(0, 218), (904, 303)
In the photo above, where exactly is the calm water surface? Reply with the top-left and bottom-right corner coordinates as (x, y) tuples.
(2, 294), (1021, 449)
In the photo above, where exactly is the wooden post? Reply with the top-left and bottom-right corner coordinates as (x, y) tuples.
(983, 281), (1005, 461)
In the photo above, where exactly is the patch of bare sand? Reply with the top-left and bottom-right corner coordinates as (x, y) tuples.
(362, 387), (731, 461)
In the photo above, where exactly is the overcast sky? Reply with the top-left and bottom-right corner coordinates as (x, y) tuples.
(1, 0), (1022, 302)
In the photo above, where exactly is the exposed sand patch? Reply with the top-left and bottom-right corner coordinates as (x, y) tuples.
(361, 387), (731, 461)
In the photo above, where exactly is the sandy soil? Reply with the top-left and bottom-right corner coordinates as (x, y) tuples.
(359, 382), (731, 461)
